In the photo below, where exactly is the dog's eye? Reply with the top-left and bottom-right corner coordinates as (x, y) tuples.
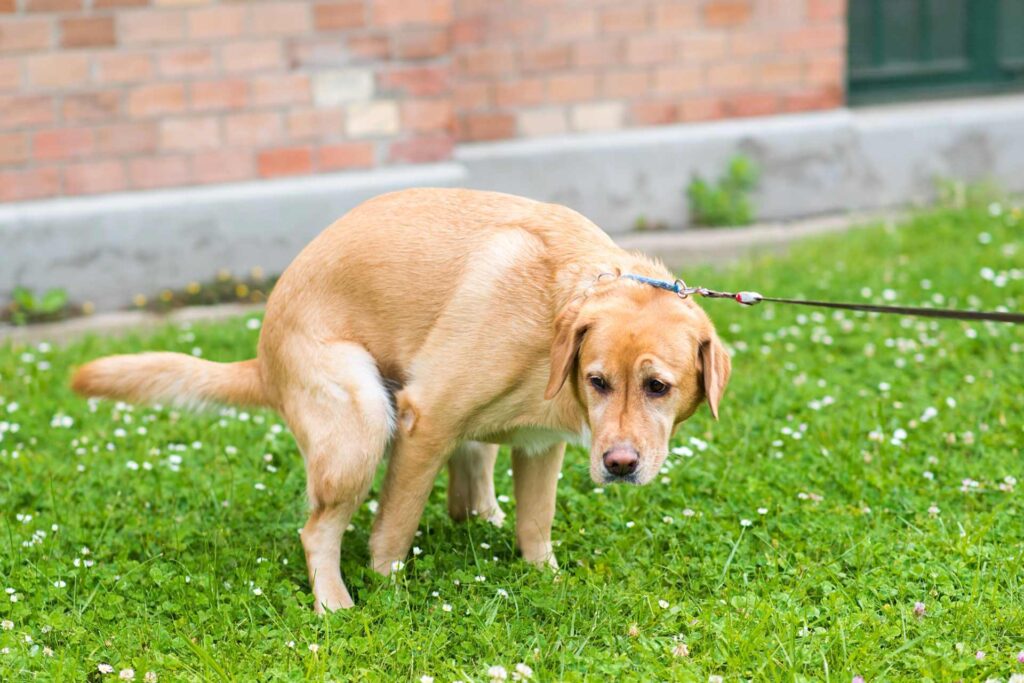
(645, 379), (669, 396)
(588, 376), (609, 392)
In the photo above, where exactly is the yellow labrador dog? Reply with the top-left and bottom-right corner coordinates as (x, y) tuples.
(72, 188), (730, 613)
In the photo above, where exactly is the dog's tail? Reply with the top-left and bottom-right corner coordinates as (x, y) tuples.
(71, 352), (267, 410)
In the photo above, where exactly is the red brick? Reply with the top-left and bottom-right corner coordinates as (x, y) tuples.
(190, 79), (247, 111)
(723, 92), (779, 117)
(707, 62), (755, 90)
(679, 96), (725, 122)
(783, 86), (842, 112)
(250, 2), (311, 36)
(127, 82), (186, 117)
(27, 53), (89, 89)
(676, 34), (728, 63)
(599, 5), (647, 33)
(729, 31), (780, 59)
(653, 2), (698, 29)
(630, 100), (679, 126)
(457, 46), (515, 78)
(758, 60), (803, 87)
(33, 127), (93, 161)
(805, 54), (843, 86)
(0, 167), (61, 202)
(494, 78), (544, 108)
(192, 148), (253, 184)
(0, 58), (21, 90)
(0, 0), (15, 11)
(0, 132), (29, 165)
(452, 16), (484, 46)
(546, 9), (595, 41)
(546, 73), (597, 103)
(626, 36), (675, 66)
(119, 10), (185, 45)
(286, 108), (343, 140)
(221, 40), (283, 73)
(347, 33), (390, 60)
(317, 141), (374, 170)
(520, 44), (570, 73)
(65, 160), (126, 195)
(60, 16), (115, 48)
(459, 112), (513, 142)
(158, 47), (215, 77)
(379, 65), (449, 96)
(258, 146), (312, 178)
(187, 5), (245, 40)
(453, 81), (490, 111)
(0, 95), (54, 129)
(602, 70), (651, 99)
(573, 39), (623, 68)
(372, 0), (451, 27)
(289, 38), (352, 68)
(251, 74), (310, 107)
(653, 66), (703, 95)
(807, 0), (845, 22)
(128, 155), (190, 190)
(782, 25), (845, 53)
(96, 53), (153, 83)
(0, 18), (52, 53)
(703, 1), (752, 27)
(25, 0), (80, 11)
(95, 0), (149, 7)
(401, 99), (452, 133)
(95, 122), (158, 155)
(225, 111), (282, 146)
(159, 116), (219, 151)
(62, 91), (121, 123)
(314, 1), (364, 30)
(392, 28), (450, 59)
(389, 134), (451, 163)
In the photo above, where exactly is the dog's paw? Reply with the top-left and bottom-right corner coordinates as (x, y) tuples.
(482, 505), (506, 528)
(521, 543), (558, 571)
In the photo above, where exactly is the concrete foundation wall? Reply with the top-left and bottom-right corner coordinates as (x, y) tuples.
(3, 94), (1024, 312)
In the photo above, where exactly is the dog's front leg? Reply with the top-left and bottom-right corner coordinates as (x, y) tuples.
(369, 425), (451, 575)
(512, 442), (565, 569)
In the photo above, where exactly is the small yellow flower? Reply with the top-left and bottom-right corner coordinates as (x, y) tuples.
(82, 302), (95, 316)
(132, 294), (147, 307)
(235, 283), (249, 298)
(185, 282), (201, 295)
(217, 269), (232, 282)
(160, 290), (173, 302)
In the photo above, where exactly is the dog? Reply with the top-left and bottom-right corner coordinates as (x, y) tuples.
(71, 188), (731, 612)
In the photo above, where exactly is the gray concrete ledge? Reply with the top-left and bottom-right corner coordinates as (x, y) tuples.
(3, 93), (1024, 313)
(0, 210), (883, 347)
(458, 94), (1024, 234)
(0, 163), (467, 311)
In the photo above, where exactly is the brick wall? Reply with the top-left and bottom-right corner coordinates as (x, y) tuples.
(0, 0), (845, 202)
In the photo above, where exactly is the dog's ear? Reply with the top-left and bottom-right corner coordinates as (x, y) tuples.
(699, 335), (731, 419)
(545, 306), (589, 400)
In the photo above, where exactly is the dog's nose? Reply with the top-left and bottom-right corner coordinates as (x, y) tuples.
(602, 447), (639, 477)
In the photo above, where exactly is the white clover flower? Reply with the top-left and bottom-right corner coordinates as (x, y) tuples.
(487, 665), (508, 681)
(658, 599), (669, 609)
(98, 663), (114, 674)
(513, 662), (533, 680)
(119, 669), (135, 681)
(308, 643), (319, 653)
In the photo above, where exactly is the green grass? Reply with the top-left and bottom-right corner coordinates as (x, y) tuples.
(2, 203), (1024, 682)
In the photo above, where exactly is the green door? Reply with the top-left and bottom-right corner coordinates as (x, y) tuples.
(848, 0), (1024, 104)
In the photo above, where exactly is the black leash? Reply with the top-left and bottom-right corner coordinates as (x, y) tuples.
(621, 274), (1024, 324)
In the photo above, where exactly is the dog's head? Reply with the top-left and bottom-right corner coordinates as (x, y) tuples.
(545, 278), (730, 485)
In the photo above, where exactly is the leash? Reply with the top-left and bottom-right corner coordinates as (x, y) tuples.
(621, 274), (1024, 324)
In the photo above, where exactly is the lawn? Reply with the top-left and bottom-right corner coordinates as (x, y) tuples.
(2, 202), (1023, 682)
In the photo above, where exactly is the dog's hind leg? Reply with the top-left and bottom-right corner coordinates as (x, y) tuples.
(447, 441), (505, 527)
(281, 341), (394, 613)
